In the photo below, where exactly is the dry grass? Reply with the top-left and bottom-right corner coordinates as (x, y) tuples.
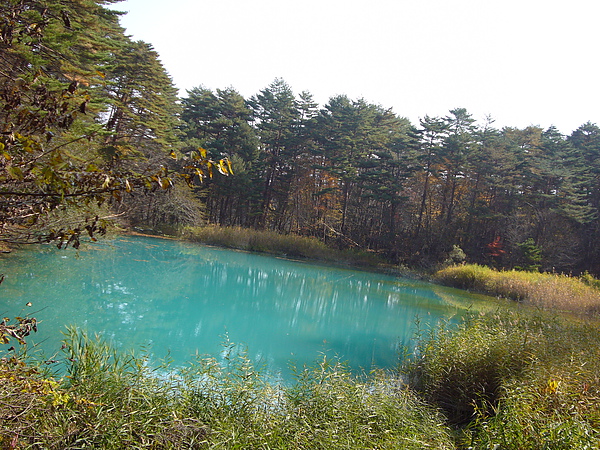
(434, 264), (600, 315)
(182, 225), (384, 267)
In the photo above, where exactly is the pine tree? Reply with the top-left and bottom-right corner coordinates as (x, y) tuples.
(0, 0), (131, 246)
(0, 0), (220, 245)
(180, 86), (260, 226)
(248, 79), (301, 229)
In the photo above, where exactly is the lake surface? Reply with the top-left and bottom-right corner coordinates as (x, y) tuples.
(0, 235), (493, 379)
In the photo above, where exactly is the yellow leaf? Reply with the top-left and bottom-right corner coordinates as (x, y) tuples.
(546, 379), (560, 394)
(199, 147), (207, 159)
(226, 158), (233, 175)
(217, 159), (228, 175)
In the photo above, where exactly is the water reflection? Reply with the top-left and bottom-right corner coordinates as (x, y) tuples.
(0, 236), (492, 378)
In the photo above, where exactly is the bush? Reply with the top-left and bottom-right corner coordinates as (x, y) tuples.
(580, 271), (600, 290)
(515, 238), (542, 272)
(458, 315), (600, 449)
(404, 311), (600, 448)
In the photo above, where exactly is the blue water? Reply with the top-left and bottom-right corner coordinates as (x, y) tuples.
(0, 236), (491, 378)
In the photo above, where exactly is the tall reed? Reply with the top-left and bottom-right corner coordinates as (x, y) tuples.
(0, 331), (454, 449)
(3, 310), (600, 448)
(182, 225), (384, 267)
(434, 264), (600, 315)
(404, 310), (600, 448)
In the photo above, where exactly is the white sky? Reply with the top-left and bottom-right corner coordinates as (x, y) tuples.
(116, 0), (600, 134)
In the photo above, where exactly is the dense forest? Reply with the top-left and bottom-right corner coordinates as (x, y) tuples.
(2, 0), (600, 276)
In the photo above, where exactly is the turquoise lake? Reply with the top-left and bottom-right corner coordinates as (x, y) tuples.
(0, 235), (493, 379)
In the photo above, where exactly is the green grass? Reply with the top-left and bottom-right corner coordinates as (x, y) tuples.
(404, 313), (542, 424)
(182, 225), (385, 267)
(3, 309), (600, 449)
(404, 310), (600, 448)
(433, 264), (600, 315)
(1, 330), (454, 449)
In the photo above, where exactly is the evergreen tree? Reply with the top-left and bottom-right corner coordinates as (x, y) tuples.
(102, 39), (181, 150)
(439, 108), (477, 229)
(567, 122), (600, 273)
(412, 115), (448, 248)
(0, 0), (133, 246)
(313, 96), (379, 239)
(284, 91), (320, 233)
(353, 110), (414, 251)
(248, 79), (301, 229)
(0, 0), (224, 244)
(180, 86), (261, 226)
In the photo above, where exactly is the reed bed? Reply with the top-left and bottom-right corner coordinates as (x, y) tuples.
(2, 309), (600, 448)
(0, 330), (453, 449)
(434, 264), (600, 315)
(182, 225), (384, 267)
(404, 310), (600, 448)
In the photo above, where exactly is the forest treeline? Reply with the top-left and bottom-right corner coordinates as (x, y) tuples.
(2, 0), (600, 275)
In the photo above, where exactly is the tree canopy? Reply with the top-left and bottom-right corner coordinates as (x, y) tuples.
(0, 0), (230, 248)
(1, 0), (599, 276)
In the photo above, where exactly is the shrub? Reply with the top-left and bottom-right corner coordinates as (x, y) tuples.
(443, 245), (466, 267)
(457, 316), (600, 449)
(515, 238), (542, 272)
(404, 310), (600, 447)
(580, 271), (600, 290)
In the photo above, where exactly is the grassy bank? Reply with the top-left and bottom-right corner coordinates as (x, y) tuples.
(2, 306), (600, 448)
(182, 225), (385, 267)
(434, 264), (600, 315)
(408, 310), (600, 448)
(2, 310), (600, 449)
(1, 330), (453, 449)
